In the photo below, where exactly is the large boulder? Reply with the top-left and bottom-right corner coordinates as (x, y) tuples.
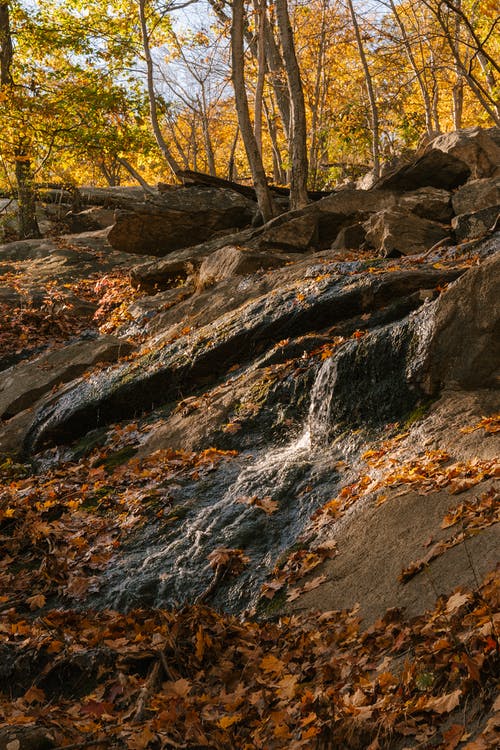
(0, 335), (133, 420)
(363, 209), (449, 256)
(418, 249), (500, 392)
(373, 128), (500, 193)
(250, 188), (397, 251)
(108, 187), (258, 255)
(373, 149), (470, 192)
(426, 126), (500, 180)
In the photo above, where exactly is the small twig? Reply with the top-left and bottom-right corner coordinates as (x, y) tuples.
(133, 659), (162, 723)
(195, 563), (227, 604)
(417, 235), (452, 261)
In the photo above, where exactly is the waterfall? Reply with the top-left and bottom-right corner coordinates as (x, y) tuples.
(89, 355), (344, 613)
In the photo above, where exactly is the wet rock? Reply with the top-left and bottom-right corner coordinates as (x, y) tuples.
(312, 317), (421, 439)
(196, 245), (296, 289)
(452, 177), (500, 216)
(452, 205), (499, 242)
(108, 187), (258, 255)
(364, 209), (449, 256)
(418, 249), (500, 391)
(0, 335), (133, 420)
(22, 266), (463, 453)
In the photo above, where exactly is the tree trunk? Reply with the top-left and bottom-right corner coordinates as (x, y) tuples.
(15, 155), (41, 239)
(199, 88), (217, 176)
(263, 97), (286, 184)
(207, 0), (291, 141)
(227, 125), (239, 181)
(0, 1), (13, 86)
(231, 0), (276, 223)
(308, 0), (328, 189)
(117, 157), (156, 194)
(253, 0), (266, 155)
(346, 0), (380, 178)
(138, 0), (181, 177)
(274, 0), (308, 209)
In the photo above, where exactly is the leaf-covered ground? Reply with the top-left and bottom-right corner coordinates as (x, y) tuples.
(0, 574), (498, 749)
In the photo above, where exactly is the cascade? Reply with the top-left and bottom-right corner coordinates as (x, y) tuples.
(90, 356), (344, 613)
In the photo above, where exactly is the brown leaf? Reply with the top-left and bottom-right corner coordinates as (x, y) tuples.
(443, 724), (465, 749)
(260, 654), (285, 675)
(422, 689), (461, 714)
(446, 591), (471, 614)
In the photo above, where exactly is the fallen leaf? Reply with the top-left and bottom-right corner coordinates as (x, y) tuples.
(422, 689), (461, 714)
(446, 591), (471, 614)
(218, 713), (242, 729)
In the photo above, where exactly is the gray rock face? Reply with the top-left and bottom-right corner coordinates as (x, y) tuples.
(418, 250), (500, 391)
(196, 245), (294, 289)
(253, 213), (319, 250)
(398, 187), (453, 223)
(131, 257), (195, 292)
(107, 187), (258, 255)
(21, 265), (463, 453)
(0, 336), (134, 421)
(364, 209), (449, 256)
(452, 177), (500, 216)
(249, 188), (397, 251)
(452, 205), (499, 242)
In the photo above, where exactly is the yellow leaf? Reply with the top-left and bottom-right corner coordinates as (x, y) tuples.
(218, 713), (242, 729)
(260, 654), (285, 675)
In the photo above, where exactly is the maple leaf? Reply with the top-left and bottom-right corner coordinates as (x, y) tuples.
(260, 654), (285, 675)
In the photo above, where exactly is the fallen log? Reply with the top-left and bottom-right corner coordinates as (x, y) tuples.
(161, 169), (331, 202)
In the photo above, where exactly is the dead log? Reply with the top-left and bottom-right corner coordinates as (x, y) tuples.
(161, 169), (330, 202)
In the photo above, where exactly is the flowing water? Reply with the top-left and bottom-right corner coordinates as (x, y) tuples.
(90, 355), (347, 614)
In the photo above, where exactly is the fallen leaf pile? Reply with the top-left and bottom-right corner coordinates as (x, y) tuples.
(0, 570), (497, 749)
